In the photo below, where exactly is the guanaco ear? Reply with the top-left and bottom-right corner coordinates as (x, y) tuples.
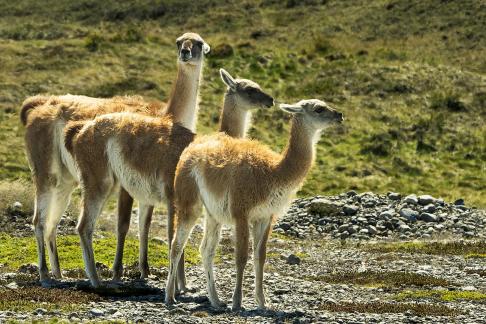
(220, 68), (237, 91)
(279, 103), (304, 114)
(203, 42), (211, 54)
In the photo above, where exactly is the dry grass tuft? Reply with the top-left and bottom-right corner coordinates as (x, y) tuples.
(308, 270), (450, 287)
(320, 301), (460, 316)
(0, 180), (34, 217)
(364, 241), (486, 256)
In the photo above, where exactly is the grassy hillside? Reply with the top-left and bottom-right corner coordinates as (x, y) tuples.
(0, 0), (485, 206)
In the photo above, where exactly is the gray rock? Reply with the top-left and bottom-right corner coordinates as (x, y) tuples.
(399, 208), (418, 222)
(367, 225), (378, 235)
(348, 225), (359, 234)
(418, 195), (435, 205)
(343, 205), (359, 216)
(419, 213), (438, 222)
(422, 204), (436, 213)
(90, 308), (104, 317)
(339, 231), (349, 239)
(387, 192), (401, 200)
(34, 308), (47, 315)
(18, 263), (38, 274)
(454, 198), (465, 206)
(286, 254), (301, 265)
(6, 282), (18, 289)
(399, 224), (411, 232)
(338, 224), (349, 232)
(12, 201), (23, 209)
(404, 194), (418, 204)
(308, 199), (341, 216)
(379, 210), (394, 219)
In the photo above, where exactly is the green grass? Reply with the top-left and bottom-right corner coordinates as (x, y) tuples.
(0, 233), (199, 271)
(307, 270), (450, 288)
(396, 290), (486, 303)
(364, 241), (486, 256)
(0, 0), (485, 206)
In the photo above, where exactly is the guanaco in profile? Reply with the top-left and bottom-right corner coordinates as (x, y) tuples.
(165, 99), (343, 310)
(65, 67), (273, 288)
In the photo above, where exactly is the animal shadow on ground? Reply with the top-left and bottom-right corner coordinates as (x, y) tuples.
(11, 278), (307, 319)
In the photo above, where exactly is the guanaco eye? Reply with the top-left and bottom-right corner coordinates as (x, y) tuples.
(315, 106), (325, 113)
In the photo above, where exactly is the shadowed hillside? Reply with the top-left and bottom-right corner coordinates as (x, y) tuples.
(0, 0), (485, 206)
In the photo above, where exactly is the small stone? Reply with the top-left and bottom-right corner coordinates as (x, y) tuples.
(363, 200), (376, 208)
(399, 224), (411, 232)
(399, 208), (418, 222)
(462, 286), (477, 291)
(286, 254), (301, 265)
(18, 263), (38, 274)
(359, 228), (369, 235)
(339, 231), (349, 239)
(367, 225), (378, 235)
(6, 282), (18, 289)
(169, 307), (188, 315)
(387, 192), (401, 200)
(338, 224), (349, 232)
(279, 223), (292, 231)
(419, 213), (438, 222)
(418, 195), (435, 205)
(13, 201), (23, 209)
(423, 204), (436, 213)
(343, 205), (359, 216)
(348, 225), (359, 234)
(404, 194), (418, 204)
(346, 190), (357, 197)
(379, 210), (394, 219)
(308, 199), (341, 216)
(90, 308), (104, 317)
(34, 308), (47, 315)
(454, 198), (465, 206)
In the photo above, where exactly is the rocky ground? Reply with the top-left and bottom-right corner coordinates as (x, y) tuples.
(275, 191), (486, 241)
(0, 192), (485, 323)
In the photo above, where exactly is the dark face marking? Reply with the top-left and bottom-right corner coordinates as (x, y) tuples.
(236, 83), (274, 108)
(311, 104), (343, 123)
(177, 39), (204, 62)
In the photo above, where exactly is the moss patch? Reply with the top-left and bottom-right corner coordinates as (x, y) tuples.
(364, 241), (486, 256)
(319, 301), (459, 316)
(0, 233), (199, 271)
(308, 270), (450, 288)
(0, 287), (100, 312)
(396, 290), (486, 303)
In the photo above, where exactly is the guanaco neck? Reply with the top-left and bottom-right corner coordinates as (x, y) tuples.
(275, 116), (318, 185)
(218, 92), (250, 138)
(165, 63), (203, 132)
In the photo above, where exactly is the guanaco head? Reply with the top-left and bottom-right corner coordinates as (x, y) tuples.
(176, 32), (210, 66)
(220, 68), (274, 110)
(280, 99), (343, 129)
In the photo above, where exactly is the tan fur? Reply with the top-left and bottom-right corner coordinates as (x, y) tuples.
(68, 67), (273, 289)
(165, 99), (343, 310)
(22, 32), (207, 284)
(20, 95), (52, 126)
(67, 33), (209, 287)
